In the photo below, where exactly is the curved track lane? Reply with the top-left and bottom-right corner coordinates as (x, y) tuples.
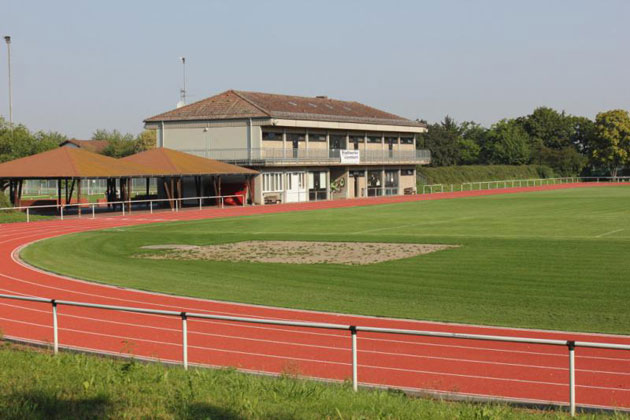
(1, 183), (629, 410)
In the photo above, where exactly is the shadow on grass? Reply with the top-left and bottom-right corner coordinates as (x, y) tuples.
(2, 392), (111, 420)
(181, 402), (249, 420)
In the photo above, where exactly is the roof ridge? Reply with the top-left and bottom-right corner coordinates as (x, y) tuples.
(63, 147), (82, 177)
(230, 90), (272, 116)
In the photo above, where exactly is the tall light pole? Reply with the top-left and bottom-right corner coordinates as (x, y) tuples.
(180, 56), (186, 105)
(4, 35), (12, 127)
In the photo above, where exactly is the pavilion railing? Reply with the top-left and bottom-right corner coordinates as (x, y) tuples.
(1, 292), (629, 416)
(0, 193), (246, 223)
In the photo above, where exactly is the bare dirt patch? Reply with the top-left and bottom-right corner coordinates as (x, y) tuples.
(139, 241), (458, 265)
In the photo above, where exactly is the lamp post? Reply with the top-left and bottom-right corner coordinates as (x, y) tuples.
(4, 35), (12, 127)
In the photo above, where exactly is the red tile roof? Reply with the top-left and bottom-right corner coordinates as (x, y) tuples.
(121, 148), (257, 176)
(60, 139), (111, 154)
(145, 90), (425, 127)
(0, 147), (164, 179)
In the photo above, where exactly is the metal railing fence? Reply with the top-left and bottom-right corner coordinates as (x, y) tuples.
(1, 293), (629, 416)
(181, 147), (432, 165)
(0, 193), (246, 223)
(421, 176), (630, 194)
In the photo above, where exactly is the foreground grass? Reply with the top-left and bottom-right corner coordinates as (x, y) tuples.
(22, 186), (630, 334)
(0, 343), (623, 419)
(0, 211), (50, 223)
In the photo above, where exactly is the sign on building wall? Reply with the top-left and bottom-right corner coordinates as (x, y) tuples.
(340, 150), (360, 164)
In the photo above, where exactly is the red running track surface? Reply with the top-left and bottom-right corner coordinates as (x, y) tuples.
(1, 183), (629, 410)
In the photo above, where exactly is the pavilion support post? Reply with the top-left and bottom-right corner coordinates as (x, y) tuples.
(163, 178), (173, 210)
(77, 179), (82, 217)
(213, 176), (219, 205)
(70, 179), (76, 203)
(64, 179), (68, 206)
(127, 178), (132, 213)
(217, 176), (222, 207)
(176, 177), (182, 208)
(57, 178), (61, 212)
(120, 178), (126, 212)
(146, 177), (150, 197)
(17, 179), (23, 207)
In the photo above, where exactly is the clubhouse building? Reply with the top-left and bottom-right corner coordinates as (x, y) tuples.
(144, 90), (430, 205)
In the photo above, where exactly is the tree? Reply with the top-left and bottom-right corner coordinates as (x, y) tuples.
(520, 107), (574, 149)
(590, 110), (630, 178)
(93, 129), (137, 158)
(135, 130), (156, 151)
(485, 119), (531, 165)
(458, 121), (486, 165)
(417, 116), (462, 166)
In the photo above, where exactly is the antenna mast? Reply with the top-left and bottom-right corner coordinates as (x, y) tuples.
(179, 56), (186, 105)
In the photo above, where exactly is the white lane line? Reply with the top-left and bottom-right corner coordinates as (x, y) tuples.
(596, 228), (625, 238)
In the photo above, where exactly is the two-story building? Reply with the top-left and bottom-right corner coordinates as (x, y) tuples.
(144, 90), (430, 205)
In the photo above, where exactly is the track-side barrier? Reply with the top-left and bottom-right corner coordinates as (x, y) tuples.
(0, 194), (246, 223)
(421, 176), (630, 194)
(1, 293), (629, 416)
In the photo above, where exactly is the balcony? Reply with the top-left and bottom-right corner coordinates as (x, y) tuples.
(181, 148), (431, 166)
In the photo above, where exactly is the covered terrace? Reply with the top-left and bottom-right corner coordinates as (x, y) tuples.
(0, 147), (257, 217)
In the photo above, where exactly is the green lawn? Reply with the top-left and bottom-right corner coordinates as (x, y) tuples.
(0, 343), (622, 419)
(0, 212), (50, 223)
(21, 186), (630, 334)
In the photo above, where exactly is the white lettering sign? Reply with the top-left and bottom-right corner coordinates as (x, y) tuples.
(340, 150), (360, 164)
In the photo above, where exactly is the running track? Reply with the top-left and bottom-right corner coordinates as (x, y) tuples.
(1, 183), (630, 411)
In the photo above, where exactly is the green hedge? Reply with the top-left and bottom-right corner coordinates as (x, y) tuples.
(416, 165), (556, 186)
(0, 192), (11, 208)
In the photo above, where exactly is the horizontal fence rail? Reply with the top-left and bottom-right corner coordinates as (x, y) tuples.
(1, 293), (629, 415)
(181, 147), (432, 165)
(0, 193), (246, 223)
(421, 176), (630, 194)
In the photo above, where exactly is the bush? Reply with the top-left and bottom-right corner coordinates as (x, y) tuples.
(416, 164), (557, 186)
(0, 191), (11, 208)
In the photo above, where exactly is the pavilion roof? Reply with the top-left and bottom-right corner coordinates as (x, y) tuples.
(121, 148), (257, 176)
(0, 147), (165, 179)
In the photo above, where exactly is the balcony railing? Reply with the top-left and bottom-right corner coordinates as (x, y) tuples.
(181, 148), (431, 165)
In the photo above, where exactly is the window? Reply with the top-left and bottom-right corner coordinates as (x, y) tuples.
(367, 136), (382, 143)
(349, 135), (364, 144)
(401, 137), (414, 144)
(287, 133), (305, 142)
(262, 131), (283, 141)
(385, 170), (399, 187)
(385, 137), (398, 144)
(309, 133), (326, 142)
(263, 172), (284, 192)
(401, 169), (414, 176)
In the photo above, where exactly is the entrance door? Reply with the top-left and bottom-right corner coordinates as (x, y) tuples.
(285, 172), (307, 202)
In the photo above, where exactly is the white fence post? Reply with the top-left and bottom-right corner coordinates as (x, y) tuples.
(150, 201), (153, 214)
(199, 198), (202, 210)
(60, 206), (64, 221)
(91, 204), (95, 219)
(52, 300), (58, 355)
(181, 312), (188, 370)
(569, 341), (576, 416)
(26, 208), (30, 223)
(351, 326), (358, 392)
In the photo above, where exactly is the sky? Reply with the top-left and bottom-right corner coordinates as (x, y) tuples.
(1, 0), (629, 139)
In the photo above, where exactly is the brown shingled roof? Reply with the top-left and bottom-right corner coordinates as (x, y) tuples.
(145, 90), (425, 128)
(60, 139), (111, 154)
(0, 147), (165, 179)
(121, 148), (257, 176)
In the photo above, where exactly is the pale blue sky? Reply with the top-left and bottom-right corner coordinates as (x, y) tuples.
(1, 0), (629, 138)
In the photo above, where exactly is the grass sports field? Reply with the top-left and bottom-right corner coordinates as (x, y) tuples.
(21, 186), (630, 335)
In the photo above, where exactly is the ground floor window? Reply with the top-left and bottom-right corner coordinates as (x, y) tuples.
(367, 170), (382, 197)
(263, 172), (283, 192)
(401, 168), (414, 176)
(384, 170), (399, 195)
(308, 171), (327, 201)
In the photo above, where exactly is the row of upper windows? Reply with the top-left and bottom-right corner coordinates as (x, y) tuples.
(263, 131), (414, 144)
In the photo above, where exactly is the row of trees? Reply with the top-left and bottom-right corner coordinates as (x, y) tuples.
(0, 117), (155, 163)
(418, 108), (630, 177)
